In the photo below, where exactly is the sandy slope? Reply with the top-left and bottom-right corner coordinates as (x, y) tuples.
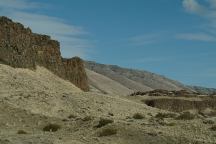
(85, 61), (191, 92)
(0, 64), (216, 144)
(0, 64), (81, 94)
(86, 69), (133, 96)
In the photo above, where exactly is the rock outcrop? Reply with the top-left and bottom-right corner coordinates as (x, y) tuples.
(63, 57), (89, 91)
(130, 89), (199, 97)
(143, 97), (216, 112)
(0, 16), (89, 91)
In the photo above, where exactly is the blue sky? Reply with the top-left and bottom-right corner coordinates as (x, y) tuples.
(0, 0), (216, 88)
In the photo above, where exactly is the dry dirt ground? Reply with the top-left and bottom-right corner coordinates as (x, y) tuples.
(1, 64), (216, 144)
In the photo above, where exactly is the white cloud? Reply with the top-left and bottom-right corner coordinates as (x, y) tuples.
(176, 33), (216, 42)
(180, 0), (216, 42)
(0, 0), (42, 10)
(128, 33), (162, 46)
(182, 0), (207, 15)
(0, 0), (93, 58)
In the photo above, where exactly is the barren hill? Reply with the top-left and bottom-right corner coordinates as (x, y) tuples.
(85, 61), (193, 95)
(1, 63), (216, 144)
(1, 16), (216, 144)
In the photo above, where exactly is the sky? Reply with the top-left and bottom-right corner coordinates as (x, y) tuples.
(0, 0), (216, 88)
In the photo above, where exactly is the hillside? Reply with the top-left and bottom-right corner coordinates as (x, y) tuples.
(85, 61), (194, 95)
(1, 17), (216, 144)
(86, 68), (134, 95)
(188, 86), (216, 95)
(1, 63), (216, 144)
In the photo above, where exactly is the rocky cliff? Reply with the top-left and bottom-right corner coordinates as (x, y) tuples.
(63, 57), (89, 91)
(0, 16), (89, 91)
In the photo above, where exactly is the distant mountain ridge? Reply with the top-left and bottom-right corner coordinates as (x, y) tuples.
(188, 86), (216, 95)
(85, 61), (196, 95)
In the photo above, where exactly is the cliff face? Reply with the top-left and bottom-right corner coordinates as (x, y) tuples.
(0, 17), (36, 68)
(63, 57), (89, 91)
(0, 16), (89, 91)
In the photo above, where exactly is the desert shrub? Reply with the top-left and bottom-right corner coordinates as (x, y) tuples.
(133, 113), (144, 119)
(210, 125), (216, 131)
(98, 127), (117, 137)
(203, 119), (214, 124)
(155, 113), (177, 119)
(62, 119), (69, 122)
(68, 114), (76, 119)
(43, 123), (61, 132)
(17, 130), (27, 134)
(108, 112), (114, 116)
(176, 112), (195, 120)
(199, 109), (216, 117)
(147, 132), (158, 136)
(82, 116), (93, 121)
(143, 100), (155, 107)
(163, 122), (176, 126)
(95, 118), (114, 128)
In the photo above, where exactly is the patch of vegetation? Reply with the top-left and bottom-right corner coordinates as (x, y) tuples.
(68, 114), (76, 119)
(62, 119), (69, 122)
(147, 132), (158, 136)
(155, 112), (177, 119)
(176, 112), (195, 120)
(17, 130), (27, 134)
(163, 122), (176, 126)
(133, 113), (145, 119)
(82, 116), (93, 121)
(203, 119), (214, 124)
(43, 123), (61, 132)
(98, 127), (117, 137)
(95, 118), (114, 128)
(210, 125), (216, 131)
(108, 112), (114, 116)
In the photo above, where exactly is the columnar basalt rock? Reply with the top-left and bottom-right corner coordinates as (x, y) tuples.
(63, 57), (89, 91)
(0, 16), (36, 68)
(0, 16), (89, 91)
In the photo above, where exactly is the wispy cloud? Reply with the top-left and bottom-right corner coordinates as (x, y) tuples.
(128, 33), (162, 46)
(179, 0), (216, 42)
(0, 0), (42, 10)
(182, 0), (207, 15)
(0, 0), (94, 58)
(176, 33), (216, 42)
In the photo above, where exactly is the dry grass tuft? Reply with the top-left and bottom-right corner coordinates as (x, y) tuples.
(133, 113), (145, 119)
(95, 118), (114, 128)
(176, 112), (195, 120)
(43, 123), (61, 132)
(98, 127), (117, 137)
